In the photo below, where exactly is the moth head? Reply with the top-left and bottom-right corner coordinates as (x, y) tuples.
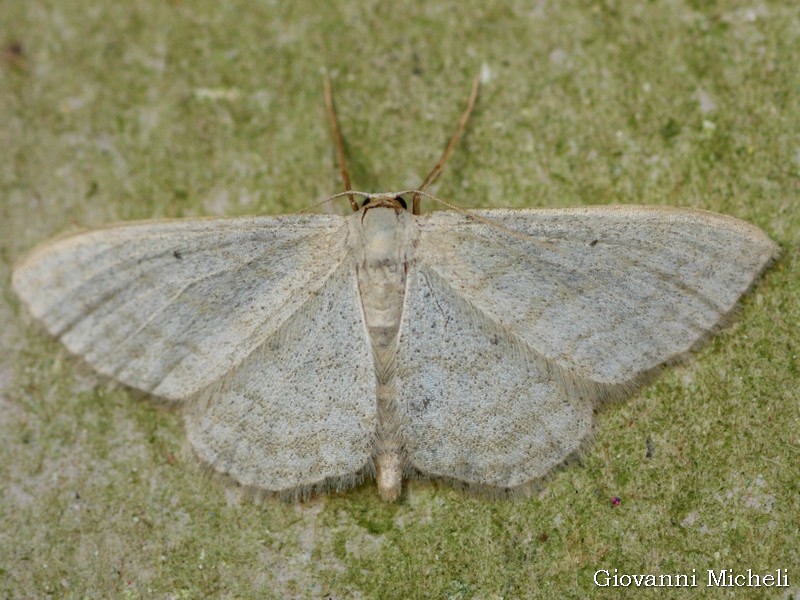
(361, 194), (408, 212)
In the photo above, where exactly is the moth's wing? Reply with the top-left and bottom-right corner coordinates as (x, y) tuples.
(395, 265), (594, 491)
(397, 206), (775, 491)
(184, 256), (377, 498)
(12, 214), (352, 400)
(414, 206), (777, 386)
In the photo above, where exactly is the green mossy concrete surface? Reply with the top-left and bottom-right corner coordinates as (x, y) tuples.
(1, 1), (798, 598)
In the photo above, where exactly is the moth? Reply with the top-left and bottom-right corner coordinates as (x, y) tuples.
(12, 77), (777, 501)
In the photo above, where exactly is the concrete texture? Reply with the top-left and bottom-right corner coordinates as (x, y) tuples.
(1, 1), (798, 598)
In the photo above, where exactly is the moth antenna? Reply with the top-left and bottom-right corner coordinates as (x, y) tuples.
(297, 190), (372, 214)
(323, 72), (358, 212)
(413, 74), (481, 215)
(409, 189), (557, 248)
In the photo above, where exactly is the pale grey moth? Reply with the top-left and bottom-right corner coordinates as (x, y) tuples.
(11, 79), (778, 502)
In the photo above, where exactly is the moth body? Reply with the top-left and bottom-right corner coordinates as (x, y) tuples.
(350, 197), (419, 500)
(11, 200), (778, 501)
